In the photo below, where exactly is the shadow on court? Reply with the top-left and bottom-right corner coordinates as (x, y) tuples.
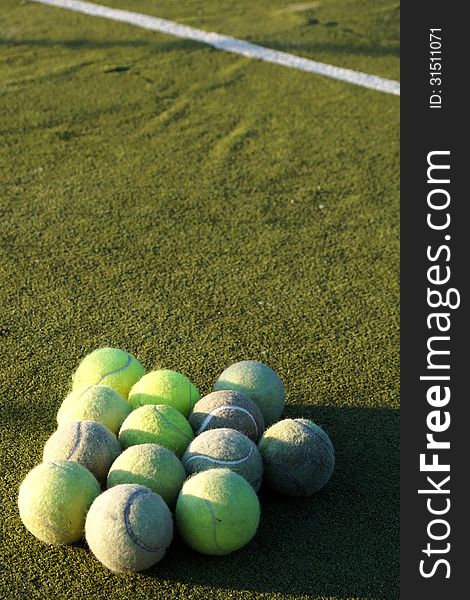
(1, 36), (399, 59)
(0, 37), (203, 53)
(256, 39), (399, 58)
(155, 404), (399, 599)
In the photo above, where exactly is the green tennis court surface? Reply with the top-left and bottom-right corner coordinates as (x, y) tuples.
(0, 1), (399, 598)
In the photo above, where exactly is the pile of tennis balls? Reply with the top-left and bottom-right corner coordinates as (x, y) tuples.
(18, 347), (335, 573)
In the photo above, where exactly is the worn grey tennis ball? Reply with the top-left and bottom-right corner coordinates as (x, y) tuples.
(189, 390), (265, 442)
(43, 421), (121, 484)
(258, 418), (335, 496)
(213, 360), (285, 425)
(85, 484), (173, 572)
(182, 428), (263, 491)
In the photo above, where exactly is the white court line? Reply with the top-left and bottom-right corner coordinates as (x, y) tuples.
(31, 0), (400, 96)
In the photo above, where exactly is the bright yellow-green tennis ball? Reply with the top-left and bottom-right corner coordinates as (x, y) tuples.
(57, 385), (131, 435)
(85, 484), (173, 572)
(107, 443), (186, 507)
(72, 347), (145, 398)
(175, 468), (260, 555)
(182, 428), (263, 491)
(258, 418), (335, 496)
(128, 369), (200, 417)
(43, 421), (121, 484)
(18, 461), (100, 545)
(213, 360), (285, 426)
(118, 404), (193, 457)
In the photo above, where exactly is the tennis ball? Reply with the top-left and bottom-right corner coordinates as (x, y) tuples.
(57, 385), (131, 435)
(18, 461), (100, 545)
(258, 418), (335, 496)
(213, 360), (285, 426)
(182, 428), (263, 491)
(85, 484), (173, 572)
(72, 347), (145, 399)
(43, 421), (121, 484)
(189, 390), (265, 442)
(118, 404), (193, 457)
(107, 443), (186, 507)
(128, 369), (200, 417)
(176, 468), (260, 555)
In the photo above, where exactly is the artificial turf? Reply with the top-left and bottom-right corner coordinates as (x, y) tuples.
(0, 1), (399, 598)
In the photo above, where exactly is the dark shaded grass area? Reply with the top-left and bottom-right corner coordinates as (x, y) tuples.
(0, 37), (202, 52)
(0, 37), (398, 58)
(1, 1), (399, 598)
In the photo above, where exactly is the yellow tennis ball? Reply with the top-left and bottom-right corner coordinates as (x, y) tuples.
(107, 443), (186, 507)
(57, 385), (131, 435)
(118, 404), (194, 457)
(72, 347), (145, 398)
(18, 461), (100, 545)
(175, 468), (260, 555)
(128, 369), (200, 417)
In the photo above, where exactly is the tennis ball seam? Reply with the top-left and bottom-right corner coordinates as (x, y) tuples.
(152, 406), (192, 441)
(266, 459), (306, 495)
(204, 499), (224, 552)
(295, 421), (333, 454)
(66, 422), (83, 460)
(99, 354), (132, 384)
(197, 406), (259, 437)
(123, 488), (163, 554)
(184, 444), (254, 467)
